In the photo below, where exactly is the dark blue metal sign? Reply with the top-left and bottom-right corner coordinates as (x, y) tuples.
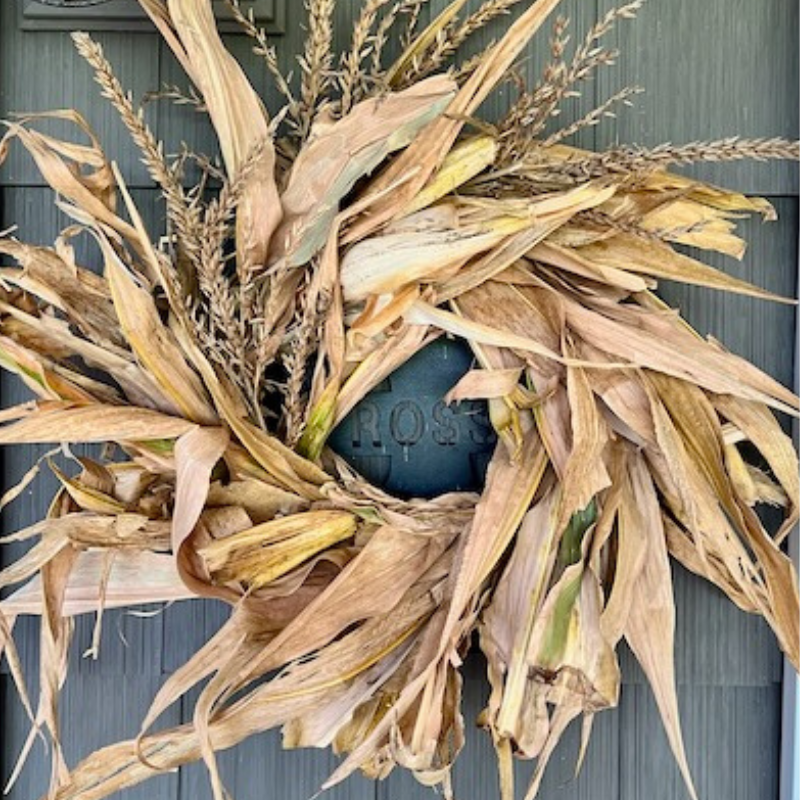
(329, 338), (496, 499)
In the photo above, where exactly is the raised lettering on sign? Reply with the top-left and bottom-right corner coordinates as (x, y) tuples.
(329, 338), (497, 499)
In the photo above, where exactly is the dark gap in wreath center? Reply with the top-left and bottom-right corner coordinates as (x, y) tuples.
(329, 337), (497, 499)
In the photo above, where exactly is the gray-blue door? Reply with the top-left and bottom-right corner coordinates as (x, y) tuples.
(1, 1), (797, 799)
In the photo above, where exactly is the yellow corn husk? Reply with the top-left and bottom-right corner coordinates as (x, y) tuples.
(199, 510), (358, 589)
(402, 135), (498, 216)
(49, 461), (127, 516)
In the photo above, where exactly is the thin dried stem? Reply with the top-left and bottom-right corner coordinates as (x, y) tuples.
(339, 0), (392, 114)
(576, 208), (666, 243)
(71, 32), (204, 277)
(531, 0), (645, 130)
(142, 83), (206, 112)
(579, 208), (729, 245)
(176, 147), (227, 184)
(283, 270), (321, 447)
(497, 14), (569, 159)
(499, 2), (645, 164)
(409, 0), (526, 81)
(542, 85), (642, 147)
(223, 0), (299, 127)
(298, 0), (336, 138)
(453, 40), (497, 83)
(554, 137), (800, 182)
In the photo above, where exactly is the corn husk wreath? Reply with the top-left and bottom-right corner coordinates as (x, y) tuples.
(0, 0), (798, 798)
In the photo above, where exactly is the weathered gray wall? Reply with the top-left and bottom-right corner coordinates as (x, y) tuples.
(0, 1), (797, 799)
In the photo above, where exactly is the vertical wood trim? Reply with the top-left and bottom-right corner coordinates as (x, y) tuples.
(780, 223), (800, 800)
(782, 535), (800, 800)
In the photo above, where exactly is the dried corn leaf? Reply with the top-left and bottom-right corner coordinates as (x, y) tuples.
(444, 368), (522, 403)
(0, 239), (121, 348)
(342, 215), (527, 301)
(164, 0), (282, 269)
(640, 198), (747, 257)
(576, 233), (794, 302)
(0, 121), (138, 245)
(530, 241), (650, 293)
(275, 75), (456, 266)
(49, 462), (127, 516)
(172, 426), (230, 554)
(481, 491), (560, 746)
(0, 402), (196, 444)
(0, 335), (103, 404)
(0, 294), (170, 410)
(714, 395), (799, 539)
(1, 550), (193, 616)
(206, 480), (307, 523)
(624, 454), (697, 800)
(98, 232), (217, 424)
(403, 135), (498, 216)
(347, 0), (563, 240)
(564, 298), (799, 415)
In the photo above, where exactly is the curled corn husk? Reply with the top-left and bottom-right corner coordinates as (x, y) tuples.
(200, 511), (358, 589)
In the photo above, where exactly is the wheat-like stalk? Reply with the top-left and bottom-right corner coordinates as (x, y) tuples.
(456, 0), (527, 42)
(537, 0), (644, 116)
(339, 0), (392, 114)
(399, 0), (427, 48)
(192, 137), (272, 408)
(223, 0), (299, 129)
(283, 270), (321, 447)
(410, 0), (527, 82)
(499, 2), (645, 163)
(71, 32), (203, 280)
(557, 137), (800, 181)
(370, 0), (407, 79)
(497, 14), (569, 159)
(542, 85), (643, 147)
(298, 0), (336, 137)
